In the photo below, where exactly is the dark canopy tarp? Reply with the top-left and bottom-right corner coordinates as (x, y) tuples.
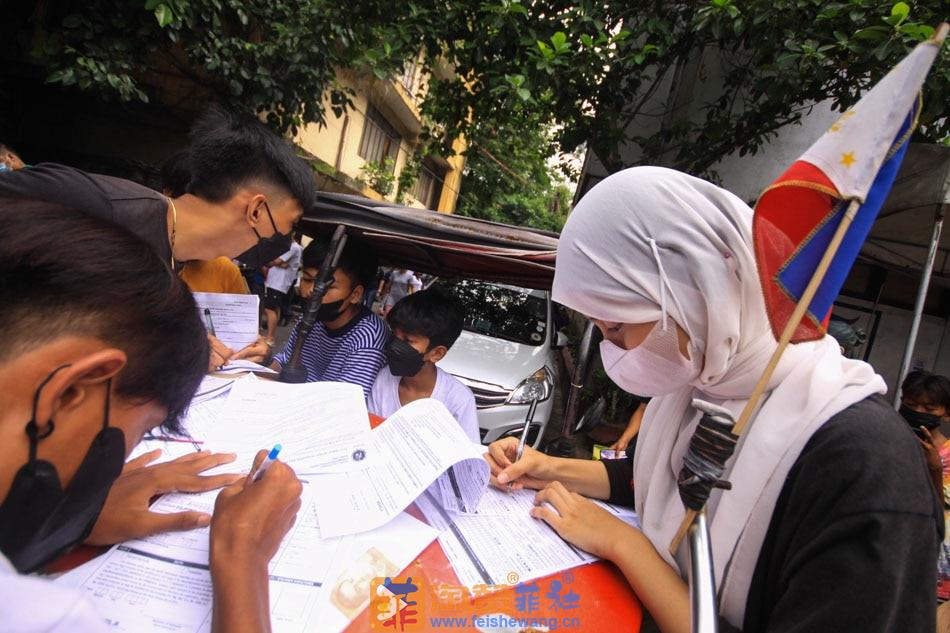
(860, 143), (950, 286)
(300, 192), (558, 290)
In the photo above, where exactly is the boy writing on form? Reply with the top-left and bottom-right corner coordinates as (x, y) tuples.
(368, 288), (480, 441)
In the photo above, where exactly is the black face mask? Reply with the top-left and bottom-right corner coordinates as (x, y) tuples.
(0, 368), (126, 573)
(315, 298), (347, 323)
(386, 336), (427, 377)
(234, 202), (293, 269)
(900, 405), (943, 431)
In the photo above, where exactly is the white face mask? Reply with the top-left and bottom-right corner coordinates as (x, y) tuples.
(599, 321), (701, 397)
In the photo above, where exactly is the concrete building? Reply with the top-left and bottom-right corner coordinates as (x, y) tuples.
(294, 60), (466, 213)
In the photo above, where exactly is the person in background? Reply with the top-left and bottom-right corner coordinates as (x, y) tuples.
(609, 398), (647, 453)
(250, 236), (388, 398)
(368, 288), (479, 441)
(0, 201), (303, 632)
(0, 144), (25, 171)
(263, 235), (304, 347)
(900, 370), (950, 615)
(381, 268), (422, 316)
(160, 149), (249, 296)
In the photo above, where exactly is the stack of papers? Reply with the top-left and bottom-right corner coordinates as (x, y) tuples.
(60, 379), (640, 632)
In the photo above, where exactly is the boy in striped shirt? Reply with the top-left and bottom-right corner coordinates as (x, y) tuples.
(270, 236), (388, 398)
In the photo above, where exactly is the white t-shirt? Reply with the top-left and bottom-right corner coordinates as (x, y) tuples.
(0, 553), (108, 632)
(368, 366), (480, 441)
(265, 242), (303, 293)
(384, 270), (422, 308)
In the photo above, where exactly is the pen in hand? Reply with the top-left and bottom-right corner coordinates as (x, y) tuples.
(203, 308), (217, 338)
(509, 398), (539, 492)
(250, 444), (282, 482)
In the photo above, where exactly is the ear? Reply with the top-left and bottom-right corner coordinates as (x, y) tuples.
(244, 193), (269, 227)
(34, 349), (127, 428)
(349, 284), (365, 306)
(426, 345), (449, 363)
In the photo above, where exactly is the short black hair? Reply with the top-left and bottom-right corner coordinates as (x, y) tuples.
(902, 370), (950, 410)
(187, 107), (316, 208)
(0, 199), (208, 433)
(160, 149), (192, 197)
(301, 235), (378, 291)
(388, 288), (464, 350)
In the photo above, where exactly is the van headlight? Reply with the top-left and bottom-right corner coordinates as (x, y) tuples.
(507, 367), (553, 404)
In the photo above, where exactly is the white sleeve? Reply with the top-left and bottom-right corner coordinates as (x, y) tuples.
(449, 380), (481, 442)
(2, 572), (111, 633)
(366, 369), (387, 417)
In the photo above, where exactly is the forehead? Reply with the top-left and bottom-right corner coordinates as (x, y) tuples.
(392, 327), (428, 342)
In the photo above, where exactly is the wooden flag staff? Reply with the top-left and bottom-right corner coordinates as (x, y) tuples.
(669, 198), (861, 555)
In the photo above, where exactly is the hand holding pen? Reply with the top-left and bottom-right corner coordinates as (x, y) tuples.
(211, 445), (302, 567)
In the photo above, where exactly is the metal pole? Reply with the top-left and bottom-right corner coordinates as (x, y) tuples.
(280, 225), (348, 383)
(893, 205), (945, 407)
(688, 509), (719, 633)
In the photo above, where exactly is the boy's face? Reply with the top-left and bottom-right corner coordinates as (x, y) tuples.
(299, 267), (361, 306)
(391, 328), (447, 363)
(901, 396), (950, 421)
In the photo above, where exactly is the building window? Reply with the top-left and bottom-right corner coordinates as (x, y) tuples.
(358, 106), (400, 171)
(411, 162), (445, 210)
(400, 57), (421, 94)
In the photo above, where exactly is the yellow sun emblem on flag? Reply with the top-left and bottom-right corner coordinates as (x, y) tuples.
(829, 110), (856, 133)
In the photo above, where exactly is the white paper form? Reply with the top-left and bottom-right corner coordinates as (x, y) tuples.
(462, 485), (641, 527)
(312, 398), (490, 538)
(192, 292), (260, 351)
(126, 392), (233, 463)
(216, 359), (278, 375)
(416, 488), (639, 588)
(57, 484), (437, 633)
(210, 378), (373, 474)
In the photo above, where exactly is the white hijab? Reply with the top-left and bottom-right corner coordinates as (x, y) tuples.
(552, 167), (885, 626)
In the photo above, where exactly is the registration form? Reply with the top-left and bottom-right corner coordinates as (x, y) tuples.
(57, 484), (437, 633)
(311, 398), (490, 538)
(192, 292), (259, 351)
(416, 486), (639, 587)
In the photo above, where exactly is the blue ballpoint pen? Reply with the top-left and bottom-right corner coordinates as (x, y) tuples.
(251, 444), (282, 482)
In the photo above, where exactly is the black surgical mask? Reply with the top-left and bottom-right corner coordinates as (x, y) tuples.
(0, 368), (126, 573)
(900, 405), (943, 431)
(386, 337), (427, 377)
(316, 298), (347, 323)
(234, 202), (293, 269)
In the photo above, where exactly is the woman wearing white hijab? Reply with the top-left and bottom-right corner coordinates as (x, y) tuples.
(486, 167), (940, 632)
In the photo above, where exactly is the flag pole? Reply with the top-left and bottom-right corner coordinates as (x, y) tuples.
(670, 198), (861, 555)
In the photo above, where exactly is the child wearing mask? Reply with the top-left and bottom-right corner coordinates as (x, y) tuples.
(368, 288), (479, 441)
(265, 236), (388, 399)
(901, 370), (950, 608)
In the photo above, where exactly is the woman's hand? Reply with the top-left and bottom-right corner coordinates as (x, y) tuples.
(485, 437), (553, 491)
(86, 450), (242, 546)
(530, 481), (637, 560)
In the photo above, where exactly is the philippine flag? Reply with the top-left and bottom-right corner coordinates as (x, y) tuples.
(753, 31), (944, 342)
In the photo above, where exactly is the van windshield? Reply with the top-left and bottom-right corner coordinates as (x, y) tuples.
(436, 279), (547, 346)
